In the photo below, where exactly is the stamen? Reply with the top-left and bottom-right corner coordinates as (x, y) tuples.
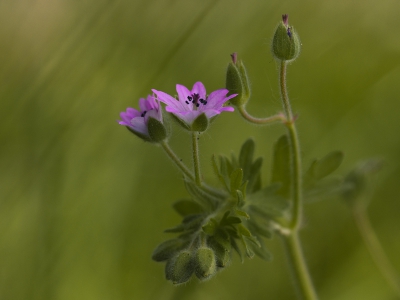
(141, 111), (147, 117)
(185, 101), (189, 104)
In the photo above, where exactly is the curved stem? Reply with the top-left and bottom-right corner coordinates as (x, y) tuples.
(281, 232), (318, 300)
(192, 132), (202, 186)
(160, 141), (195, 181)
(279, 60), (303, 230)
(278, 60), (317, 300)
(353, 203), (400, 297)
(238, 105), (286, 125)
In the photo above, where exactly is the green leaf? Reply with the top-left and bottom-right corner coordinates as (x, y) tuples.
(237, 224), (252, 237)
(218, 156), (231, 189)
(236, 190), (245, 207)
(246, 184), (290, 218)
(341, 158), (383, 204)
(147, 117), (167, 142)
(184, 180), (217, 210)
(212, 155), (228, 189)
(230, 237), (244, 263)
(247, 157), (263, 193)
(224, 216), (242, 225)
(173, 200), (204, 217)
(271, 135), (291, 198)
(164, 224), (185, 233)
(152, 239), (189, 262)
(239, 139), (255, 179)
(246, 219), (273, 239)
(314, 151), (344, 180)
(239, 235), (255, 259)
(202, 218), (218, 235)
(230, 168), (243, 195)
(191, 113), (209, 132)
(250, 239), (272, 261)
(235, 209), (250, 219)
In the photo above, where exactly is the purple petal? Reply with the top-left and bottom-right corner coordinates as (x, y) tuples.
(174, 110), (201, 125)
(205, 89), (230, 108)
(130, 117), (148, 135)
(176, 84), (192, 110)
(152, 89), (185, 111)
(139, 98), (148, 111)
(191, 82), (206, 100)
(145, 109), (161, 123)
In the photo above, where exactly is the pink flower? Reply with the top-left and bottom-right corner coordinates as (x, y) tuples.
(152, 82), (236, 128)
(118, 95), (163, 139)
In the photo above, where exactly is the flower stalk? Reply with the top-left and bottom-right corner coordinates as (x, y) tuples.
(278, 59), (316, 299)
(161, 141), (195, 181)
(352, 201), (400, 297)
(192, 132), (202, 186)
(238, 105), (286, 125)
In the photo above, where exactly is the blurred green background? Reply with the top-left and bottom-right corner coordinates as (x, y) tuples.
(1, 0), (400, 299)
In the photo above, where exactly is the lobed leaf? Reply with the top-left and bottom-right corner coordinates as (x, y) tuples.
(271, 135), (291, 198)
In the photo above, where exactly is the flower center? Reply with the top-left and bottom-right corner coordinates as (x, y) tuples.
(185, 93), (207, 109)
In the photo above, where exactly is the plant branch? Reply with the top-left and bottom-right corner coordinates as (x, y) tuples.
(353, 203), (400, 297)
(238, 105), (286, 125)
(281, 232), (318, 300)
(192, 132), (202, 186)
(279, 60), (303, 230)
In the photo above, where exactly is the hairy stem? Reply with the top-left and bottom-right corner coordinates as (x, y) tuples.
(161, 141), (194, 181)
(192, 132), (202, 186)
(281, 233), (318, 300)
(278, 60), (317, 300)
(353, 203), (400, 297)
(279, 60), (303, 230)
(238, 105), (286, 125)
(161, 141), (225, 199)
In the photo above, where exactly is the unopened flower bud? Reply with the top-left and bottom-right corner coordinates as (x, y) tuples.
(194, 247), (217, 280)
(225, 53), (251, 107)
(165, 250), (194, 285)
(272, 14), (301, 62)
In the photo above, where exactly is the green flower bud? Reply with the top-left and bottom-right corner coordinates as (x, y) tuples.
(147, 117), (167, 143)
(208, 236), (231, 268)
(272, 14), (301, 62)
(152, 239), (188, 262)
(165, 250), (194, 285)
(225, 53), (251, 107)
(194, 247), (217, 280)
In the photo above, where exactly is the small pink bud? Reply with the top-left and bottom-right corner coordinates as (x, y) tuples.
(230, 52), (237, 64)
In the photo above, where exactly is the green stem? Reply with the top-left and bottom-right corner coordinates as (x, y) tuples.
(353, 203), (400, 297)
(278, 60), (317, 300)
(192, 132), (202, 186)
(161, 141), (225, 199)
(281, 232), (318, 300)
(238, 105), (286, 125)
(279, 60), (303, 230)
(160, 141), (195, 181)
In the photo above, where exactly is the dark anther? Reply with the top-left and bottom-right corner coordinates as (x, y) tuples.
(141, 111), (147, 117)
(196, 103), (200, 107)
(287, 27), (292, 38)
(185, 101), (189, 104)
(187, 96), (193, 101)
